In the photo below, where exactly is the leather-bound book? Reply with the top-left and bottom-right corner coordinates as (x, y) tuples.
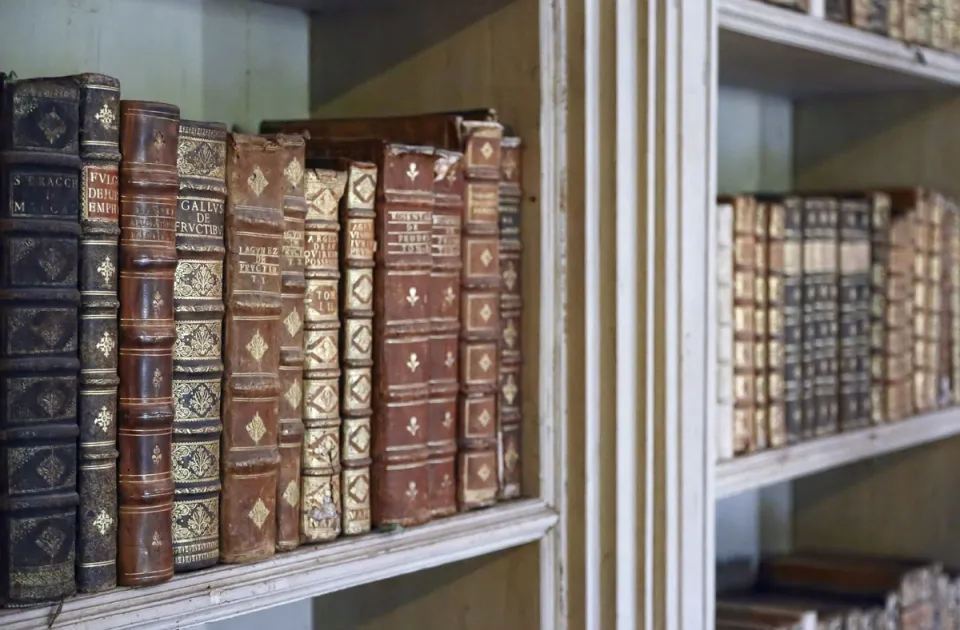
(260, 113), (505, 509)
(870, 190), (914, 422)
(299, 166), (346, 543)
(172, 120), (226, 572)
(72, 73), (120, 593)
(802, 197), (839, 438)
(0, 75), (81, 606)
(949, 202), (960, 405)
(890, 0), (905, 40)
(837, 194), (873, 430)
(302, 158), (376, 537)
(304, 138), (434, 528)
(715, 200), (735, 460)
(754, 195), (789, 448)
(497, 136), (524, 496)
(427, 149), (463, 516)
(720, 195), (756, 454)
(221, 133), (284, 563)
(117, 100), (179, 586)
(753, 201), (769, 451)
(274, 134), (307, 551)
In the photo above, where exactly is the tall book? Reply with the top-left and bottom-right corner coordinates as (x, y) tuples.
(497, 135), (524, 497)
(0, 74), (81, 606)
(871, 190), (914, 422)
(802, 197), (839, 438)
(300, 165), (346, 543)
(716, 200), (735, 460)
(171, 120), (226, 572)
(836, 193), (873, 430)
(260, 113), (506, 509)
(117, 100), (179, 586)
(304, 138), (434, 528)
(755, 195), (788, 448)
(221, 133), (284, 563)
(949, 202), (960, 405)
(428, 149), (463, 516)
(72, 73), (120, 593)
(274, 134), (307, 551)
(753, 201), (769, 451)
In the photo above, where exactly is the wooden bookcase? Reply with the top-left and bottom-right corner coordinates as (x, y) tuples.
(713, 0), (960, 624)
(0, 0), (569, 628)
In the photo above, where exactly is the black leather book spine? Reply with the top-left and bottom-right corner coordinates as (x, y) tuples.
(838, 196), (873, 431)
(782, 196), (804, 443)
(73, 73), (120, 593)
(0, 74), (82, 606)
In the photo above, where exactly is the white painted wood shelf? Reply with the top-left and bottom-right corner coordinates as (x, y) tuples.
(719, 0), (960, 96)
(715, 408), (960, 499)
(0, 499), (555, 630)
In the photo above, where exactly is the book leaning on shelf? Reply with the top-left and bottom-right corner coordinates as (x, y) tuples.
(0, 69), (529, 604)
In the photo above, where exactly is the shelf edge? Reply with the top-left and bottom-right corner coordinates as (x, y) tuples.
(2, 499), (555, 630)
(718, 0), (960, 87)
(715, 408), (960, 499)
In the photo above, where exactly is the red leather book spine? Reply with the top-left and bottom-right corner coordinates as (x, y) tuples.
(220, 133), (284, 563)
(117, 100), (179, 586)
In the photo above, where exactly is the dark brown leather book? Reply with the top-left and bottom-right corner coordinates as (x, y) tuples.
(0, 74), (81, 606)
(260, 113), (504, 509)
(172, 120), (226, 572)
(299, 166), (345, 543)
(221, 133), (284, 563)
(72, 73), (120, 594)
(802, 197), (840, 438)
(117, 100), (179, 586)
(427, 149), (463, 517)
(837, 194), (873, 430)
(497, 136), (523, 497)
(304, 138), (434, 528)
(274, 134), (307, 551)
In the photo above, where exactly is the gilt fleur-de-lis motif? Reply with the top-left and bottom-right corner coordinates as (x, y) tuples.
(96, 331), (115, 357)
(153, 131), (165, 152)
(405, 481), (418, 500)
(153, 368), (162, 389)
(97, 259), (115, 283)
(406, 417), (420, 436)
(406, 287), (419, 306)
(407, 353), (420, 372)
(152, 289), (163, 310)
(92, 510), (113, 536)
(443, 412), (453, 429)
(152, 531), (162, 548)
(444, 351), (455, 368)
(151, 444), (162, 464)
(95, 103), (116, 130)
(406, 162), (420, 182)
(94, 406), (112, 432)
(247, 330), (268, 362)
(444, 286), (456, 305)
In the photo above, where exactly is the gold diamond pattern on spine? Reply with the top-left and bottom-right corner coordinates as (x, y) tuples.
(171, 120), (226, 572)
(338, 162), (376, 535)
(274, 134), (307, 552)
(300, 168), (347, 542)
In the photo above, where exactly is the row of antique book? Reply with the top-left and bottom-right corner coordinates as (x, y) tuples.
(0, 72), (525, 608)
(715, 189), (958, 460)
(718, 551), (960, 629)
(757, 0), (960, 52)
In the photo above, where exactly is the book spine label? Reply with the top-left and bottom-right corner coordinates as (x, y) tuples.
(0, 76), (82, 606)
(117, 100), (179, 586)
(458, 122), (502, 509)
(339, 163), (376, 536)
(301, 168), (345, 543)
(428, 150), (463, 516)
(221, 134), (284, 564)
(275, 135), (307, 552)
(74, 73), (120, 594)
(497, 137), (523, 498)
(172, 120), (226, 572)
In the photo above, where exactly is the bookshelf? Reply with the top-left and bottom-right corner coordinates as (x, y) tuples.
(0, 0), (570, 629)
(713, 0), (960, 625)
